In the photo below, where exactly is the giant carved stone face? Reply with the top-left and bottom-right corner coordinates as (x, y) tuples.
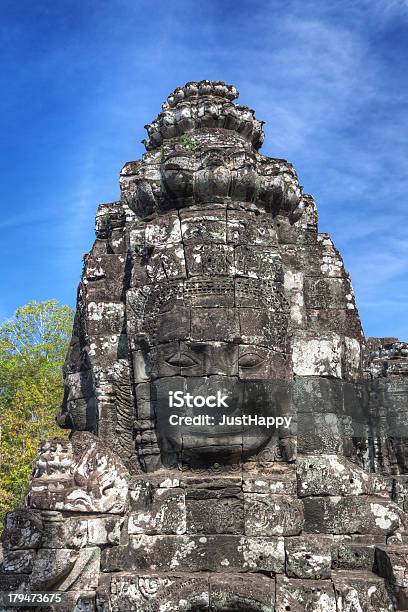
(129, 207), (292, 469)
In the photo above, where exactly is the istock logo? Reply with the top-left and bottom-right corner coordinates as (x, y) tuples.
(169, 391), (229, 408)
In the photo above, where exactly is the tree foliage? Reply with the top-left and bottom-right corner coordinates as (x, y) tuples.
(0, 300), (74, 524)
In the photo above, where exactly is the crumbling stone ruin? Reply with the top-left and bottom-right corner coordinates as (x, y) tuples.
(1, 81), (408, 611)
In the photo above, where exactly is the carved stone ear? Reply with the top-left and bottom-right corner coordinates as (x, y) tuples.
(55, 406), (73, 429)
(289, 197), (305, 224)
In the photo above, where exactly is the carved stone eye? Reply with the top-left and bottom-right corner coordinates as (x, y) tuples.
(166, 352), (198, 368)
(238, 352), (264, 368)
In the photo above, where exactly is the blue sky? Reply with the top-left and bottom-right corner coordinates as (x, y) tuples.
(1, 0), (407, 339)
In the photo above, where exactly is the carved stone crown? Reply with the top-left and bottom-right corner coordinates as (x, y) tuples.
(120, 81), (306, 220)
(143, 79), (265, 151)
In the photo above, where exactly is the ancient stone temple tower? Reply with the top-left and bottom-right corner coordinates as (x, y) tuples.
(2, 81), (408, 611)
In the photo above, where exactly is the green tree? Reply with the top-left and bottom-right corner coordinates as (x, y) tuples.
(0, 300), (74, 524)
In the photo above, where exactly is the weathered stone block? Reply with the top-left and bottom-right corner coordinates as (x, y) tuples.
(41, 514), (88, 549)
(152, 306), (191, 345)
(47, 591), (96, 612)
(191, 307), (239, 342)
(393, 476), (408, 512)
(275, 575), (336, 611)
(139, 244), (187, 283)
(101, 535), (212, 573)
(184, 276), (235, 308)
(64, 370), (94, 402)
(83, 254), (127, 302)
(293, 376), (344, 414)
(304, 241), (344, 278)
(304, 496), (404, 535)
(85, 301), (125, 336)
(87, 333), (129, 368)
(284, 269), (306, 328)
(292, 333), (342, 378)
(239, 308), (288, 350)
(132, 341), (175, 384)
(144, 214), (182, 246)
(181, 208), (226, 243)
(244, 493), (304, 536)
(243, 464), (297, 495)
(134, 382), (153, 420)
(109, 227), (127, 254)
(1, 549), (36, 573)
(234, 277), (288, 310)
(240, 536), (285, 573)
(87, 516), (122, 545)
(1, 510), (42, 550)
(95, 201), (125, 238)
(128, 483), (186, 535)
(234, 245), (282, 281)
(185, 243), (234, 276)
(343, 380), (369, 420)
(186, 492), (244, 534)
(227, 209), (277, 246)
(375, 545), (408, 588)
(97, 572), (210, 612)
(30, 547), (100, 591)
(0, 572), (30, 595)
(62, 396), (98, 431)
(130, 474), (182, 490)
(308, 308), (363, 343)
(304, 277), (353, 310)
(285, 535), (332, 579)
(332, 569), (393, 611)
(297, 455), (388, 497)
(297, 413), (344, 455)
(101, 535), (285, 573)
(181, 443), (243, 473)
(132, 285), (175, 343)
(342, 336), (363, 380)
(332, 535), (384, 571)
